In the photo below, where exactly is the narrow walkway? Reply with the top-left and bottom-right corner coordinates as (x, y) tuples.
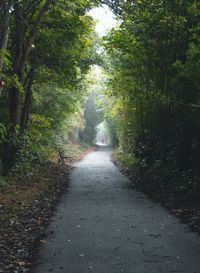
(31, 148), (200, 273)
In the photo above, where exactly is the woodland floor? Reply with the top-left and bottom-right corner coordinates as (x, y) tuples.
(113, 160), (200, 236)
(1, 147), (200, 273)
(0, 147), (95, 273)
(30, 147), (200, 273)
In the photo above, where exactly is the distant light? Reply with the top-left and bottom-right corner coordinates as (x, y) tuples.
(88, 5), (118, 37)
(96, 109), (104, 112)
(0, 80), (5, 87)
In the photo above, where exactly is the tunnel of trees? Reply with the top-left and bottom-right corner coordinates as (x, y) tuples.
(0, 0), (200, 203)
(1, 1), (200, 272)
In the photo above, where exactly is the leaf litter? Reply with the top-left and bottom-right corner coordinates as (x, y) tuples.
(0, 148), (94, 273)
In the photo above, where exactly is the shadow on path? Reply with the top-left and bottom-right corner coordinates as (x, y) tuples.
(31, 149), (200, 273)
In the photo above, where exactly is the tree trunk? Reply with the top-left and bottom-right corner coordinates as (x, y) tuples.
(2, 133), (17, 175)
(0, 0), (6, 10)
(20, 67), (35, 130)
(0, 0), (13, 78)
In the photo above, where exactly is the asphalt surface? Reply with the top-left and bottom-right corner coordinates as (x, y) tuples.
(31, 147), (200, 273)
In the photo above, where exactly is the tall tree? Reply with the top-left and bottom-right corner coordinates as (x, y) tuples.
(105, 0), (200, 194)
(0, 0), (13, 79)
(0, 0), (98, 173)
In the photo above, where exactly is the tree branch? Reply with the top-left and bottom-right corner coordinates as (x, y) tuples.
(19, 0), (54, 81)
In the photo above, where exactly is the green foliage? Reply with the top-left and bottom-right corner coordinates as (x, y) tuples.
(79, 66), (106, 144)
(115, 147), (138, 167)
(0, 175), (10, 188)
(0, 49), (11, 68)
(0, 123), (6, 143)
(0, 0), (98, 176)
(12, 74), (24, 93)
(105, 0), (200, 198)
(80, 91), (104, 144)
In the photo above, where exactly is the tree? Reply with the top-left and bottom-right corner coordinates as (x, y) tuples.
(0, 0), (97, 173)
(104, 0), (200, 195)
(0, 0), (13, 79)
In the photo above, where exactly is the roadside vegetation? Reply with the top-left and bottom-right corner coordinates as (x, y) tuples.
(0, 1), (100, 178)
(103, 1), (200, 233)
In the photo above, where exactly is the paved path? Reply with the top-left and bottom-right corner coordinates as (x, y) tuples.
(31, 148), (200, 273)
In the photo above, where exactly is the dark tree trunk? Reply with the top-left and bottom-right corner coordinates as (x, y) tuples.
(0, 0), (6, 9)
(20, 67), (35, 130)
(0, 0), (13, 77)
(2, 133), (17, 175)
